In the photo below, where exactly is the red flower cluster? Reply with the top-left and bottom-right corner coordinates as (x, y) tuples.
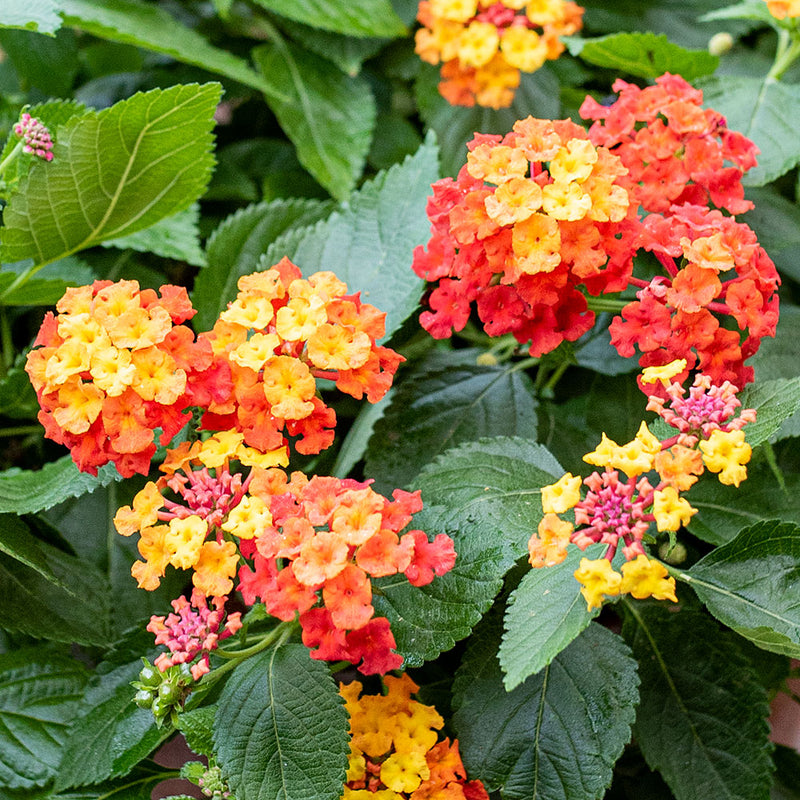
(237, 469), (456, 674)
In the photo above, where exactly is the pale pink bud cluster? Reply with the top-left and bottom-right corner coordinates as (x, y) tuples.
(14, 113), (54, 161)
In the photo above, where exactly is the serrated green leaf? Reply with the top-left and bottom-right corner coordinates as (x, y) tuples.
(251, 0), (405, 37)
(0, 83), (221, 269)
(265, 135), (438, 340)
(681, 520), (800, 658)
(102, 204), (206, 267)
(622, 601), (773, 800)
(54, 654), (167, 790)
(500, 545), (601, 691)
(193, 197), (334, 331)
(739, 377), (800, 446)
(253, 41), (375, 200)
(699, 75), (800, 186)
(0, 456), (120, 515)
(416, 62), (559, 178)
(365, 349), (538, 493)
(453, 620), (639, 800)
(0, 536), (111, 645)
(58, 0), (268, 91)
(177, 706), (215, 757)
(0, 0), (61, 34)
(0, 648), (88, 789)
(567, 32), (718, 80)
(214, 642), (348, 800)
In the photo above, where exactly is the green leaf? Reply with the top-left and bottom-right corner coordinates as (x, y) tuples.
(0, 0), (61, 34)
(752, 304), (800, 379)
(51, 763), (174, 799)
(681, 520), (800, 658)
(373, 437), (563, 665)
(0, 647), (88, 789)
(0, 256), (95, 305)
(0, 535), (111, 646)
(0, 514), (56, 582)
(566, 32), (718, 80)
(0, 28), (78, 96)
(622, 601), (773, 800)
(193, 197), (334, 331)
(0, 83), (221, 269)
(743, 188), (800, 284)
(58, 0), (268, 91)
(452, 620), (639, 800)
(264, 135), (438, 340)
(102, 204), (206, 267)
(500, 546), (600, 691)
(698, 75), (800, 186)
(416, 62), (560, 178)
(251, 0), (406, 37)
(214, 642), (348, 800)
(365, 349), (538, 492)
(54, 653), (167, 789)
(739, 377), (800, 446)
(0, 456), (120, 515)
(177, 706), (215, 757)
(701, 0), (779, 25)
(252, 41), (375, 200)
(287, 24), (387, 77)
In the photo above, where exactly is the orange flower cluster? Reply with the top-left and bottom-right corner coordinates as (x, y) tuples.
(415, 0), (583, 108)
(529, 362), (756, 610)
(340, 673), (488, 800)
(115, 431), (456, 675)
(765, 0), (800, 18)
(198, 257), (404, 456)
(412, 116), (637, 356)
(25, 280), (227, 477)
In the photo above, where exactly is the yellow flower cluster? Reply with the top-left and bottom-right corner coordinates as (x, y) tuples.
(415, 0), (584, 108)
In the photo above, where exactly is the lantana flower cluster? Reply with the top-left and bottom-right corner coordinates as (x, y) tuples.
(13, 112), (54, 161)
(114, 430), (456, 675)
(413, 74), (780, 388)
(765, 0), (800, 19)
(415, 0), (583, 109)
(412, 116), (636, 356)
(340, 673), (488, 800)
(528, 361), (756, 610)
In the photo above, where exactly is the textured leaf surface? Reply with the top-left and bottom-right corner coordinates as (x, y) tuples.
(0, 456), (120, 514)
(500, 546), (600, 691)
(682, 520), (800, 658)
(453, 620), (639, 800)
(373, 437), (563, 665)
(567, 32), (718, 80)
(1, 83), (221, 267)
(365, 349), (538, 492)
(177, 706), (215, 757)
(59, 0), (267, 90)
(699, 75), (800, 186)
(0, 648), (88, 789)
(739, 377), (800, 446)
(0, 514), (56, 582)
(0, 0), (61, 34)
(744, 189), (800, 284)
(623, 602), (773, 800)
(193, 197), (334, 331)
(250, 0), (405, 36)
(265, 136), (438, 339)
(253, 41), (375, 200)
(54, 656), (166, 789)
(214, 642), (348, 800)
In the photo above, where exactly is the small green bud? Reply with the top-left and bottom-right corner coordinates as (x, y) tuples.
(133, 689), (154, 709)
(137, 659), (161, 688)
(658, 540), (688, 565)
(708, 32), (734, 56)
(150, 694), (171, 720)
(158, 682), (182, 704)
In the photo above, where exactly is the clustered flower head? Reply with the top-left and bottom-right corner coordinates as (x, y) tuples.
(198, 257), (404, 455)
(412, 116), (637, 356)
(25, 279), (226, 477)
(340, 673), (489, 800)
(765, 0), (800, 19)
(147, 588), (242, 680)
(14, 112), (54, 161)
(115, 430), (456, 675)
(415, 0), (584, 108)
(528, 361), (756, 610)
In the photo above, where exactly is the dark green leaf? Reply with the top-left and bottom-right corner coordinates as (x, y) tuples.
(682, 520), (800, 658)
(739, 377), (800, 446)
(365, 349), (538, 492)
(500, 545), (600, 691)
(214, 642), (348, 800)
(264, 135), (438, 340)
(744, 189), (800, 284)
(0, 514), (56, 582)
(0, 0), (61, 34)
(567, 32), (718, 80)
(0, 256), (95, 306)
(622, 601), (773, 800)
(0, 647), (88, 789)
(1, 83), (221, 268)
(177, 706), (215, 757)
(193, 197), (334, 331)
(251, 0), (406, 37)
(288, 24), (387, 77)
(453, 620), (639, 800)
(0, 28), (77, 95)
(252, 41), (375, 200)
(52, 762), (174, 799)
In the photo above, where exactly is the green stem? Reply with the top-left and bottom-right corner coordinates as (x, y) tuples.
(768, 26), (800, 80)
(541, 358), (571, 394)
(0, 307), (13, 375)
(213, 619), (295, 662)
(0, 263), (42, 302)
(0, 140), (22, 178)
(0, 425), (43, 438)
(585, 296), (628, 313)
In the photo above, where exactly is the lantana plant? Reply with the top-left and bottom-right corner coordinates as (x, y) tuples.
(1, 3), (800, 800)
